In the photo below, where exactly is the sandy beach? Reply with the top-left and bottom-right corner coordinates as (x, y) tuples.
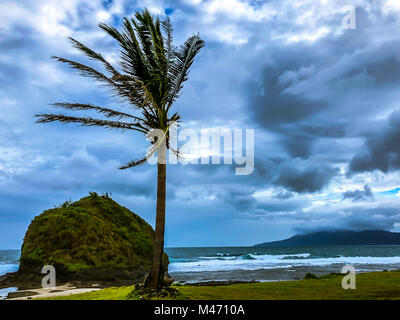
(6, 284), (100, 300)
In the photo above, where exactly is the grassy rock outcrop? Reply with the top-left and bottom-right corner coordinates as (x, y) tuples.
(1, 192), (168, 289)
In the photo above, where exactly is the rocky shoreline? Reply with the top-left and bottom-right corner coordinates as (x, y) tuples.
(0, 261), (150, 290)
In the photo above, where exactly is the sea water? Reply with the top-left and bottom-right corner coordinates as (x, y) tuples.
(165, 246), (400, 283)
(2, 246), (400, 284)
(0, 250), (20, 299)
(0, 250), (19, 276)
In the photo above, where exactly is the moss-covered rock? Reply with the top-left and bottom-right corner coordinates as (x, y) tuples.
(304, 272), (318, 280)
(4, 192), (167, 288)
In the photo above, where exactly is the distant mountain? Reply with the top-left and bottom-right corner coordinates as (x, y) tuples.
(254, 230), (400, 247)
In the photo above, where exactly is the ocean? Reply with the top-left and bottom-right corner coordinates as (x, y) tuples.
(165, 246), (400, 283)
(0, 250), (19, 276)
(2, 246), (400, 288)
(0, 250), (20, 299)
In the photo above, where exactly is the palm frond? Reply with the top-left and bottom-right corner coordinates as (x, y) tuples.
(111, 76), (151, 108)
(170, 147), (183, 160)
(100, 20), (151, 81)
(52, 56), (113, 85)
(35, 114), (147, 133)
(119, 157), (147, 169)
(132, 10), (157, 68)
(51, 102), (145, 121)
(161, 17), (173, 74)
(98, 23), (126, 48)
(53, 56), (150, 109)
(166, 35), (204, 112)
(68, 37), (120, 76)
(168, 112), (181, 123)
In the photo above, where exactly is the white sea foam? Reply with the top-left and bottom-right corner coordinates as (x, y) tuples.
(169, 253), (400, 273)
(0, 287), (18, 300)
(0, 264), (18, 276)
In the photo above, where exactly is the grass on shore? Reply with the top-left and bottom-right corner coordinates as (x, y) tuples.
(39, 270), (400, 300)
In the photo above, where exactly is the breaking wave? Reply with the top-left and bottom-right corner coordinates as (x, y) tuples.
(169, 252), (400, 273)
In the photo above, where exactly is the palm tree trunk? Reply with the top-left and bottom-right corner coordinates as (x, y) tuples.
(148, 147), (167, 289)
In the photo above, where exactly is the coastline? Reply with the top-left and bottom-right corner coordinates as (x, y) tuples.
(5, 285), (101, 300)
(4, 281), (260, 300)
(22, 269), (400, 300)
(3, 246), (400, 299)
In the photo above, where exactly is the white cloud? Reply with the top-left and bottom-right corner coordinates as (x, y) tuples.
(276, 26), (330, 44)
(208, 24), (249, 45)
(203, 0), (276, 22)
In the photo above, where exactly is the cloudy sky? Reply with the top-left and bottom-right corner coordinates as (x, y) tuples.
(1, 0), (400, 248)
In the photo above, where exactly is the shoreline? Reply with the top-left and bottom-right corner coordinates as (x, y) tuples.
(2, 267), (400, 299)
(22, 269), (400, 300)
(2, 279), (263, 300)
(6, 285), (101, 300)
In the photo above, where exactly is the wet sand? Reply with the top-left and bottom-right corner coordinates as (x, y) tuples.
(5, 284), (100, 300)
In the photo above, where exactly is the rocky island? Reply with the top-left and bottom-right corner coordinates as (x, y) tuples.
(0, 192), (168, 290)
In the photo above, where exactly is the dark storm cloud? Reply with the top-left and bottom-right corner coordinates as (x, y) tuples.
(300, 123), (347, 138)
(256, 198), (305, 214)
(363, 55), (400, 85)
(166, 164), (260, 210)
(274, 190), (293, 200)
(342, 184), (373, 201)
(251, 61), (324, 130)
(237, 6), (400, 205)
(247, 42), (335, 159)
(247, 7), (400, 166)
(349, 111), (400, 174)
(274, 161), (339, 193)
(294, 205), (400, 234)
(281, 134), (312, 159)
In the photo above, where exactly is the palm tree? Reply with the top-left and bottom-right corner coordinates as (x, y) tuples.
(35, 9), (204, 289)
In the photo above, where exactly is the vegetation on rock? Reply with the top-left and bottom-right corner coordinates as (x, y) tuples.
(20, 192), (161, 273)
